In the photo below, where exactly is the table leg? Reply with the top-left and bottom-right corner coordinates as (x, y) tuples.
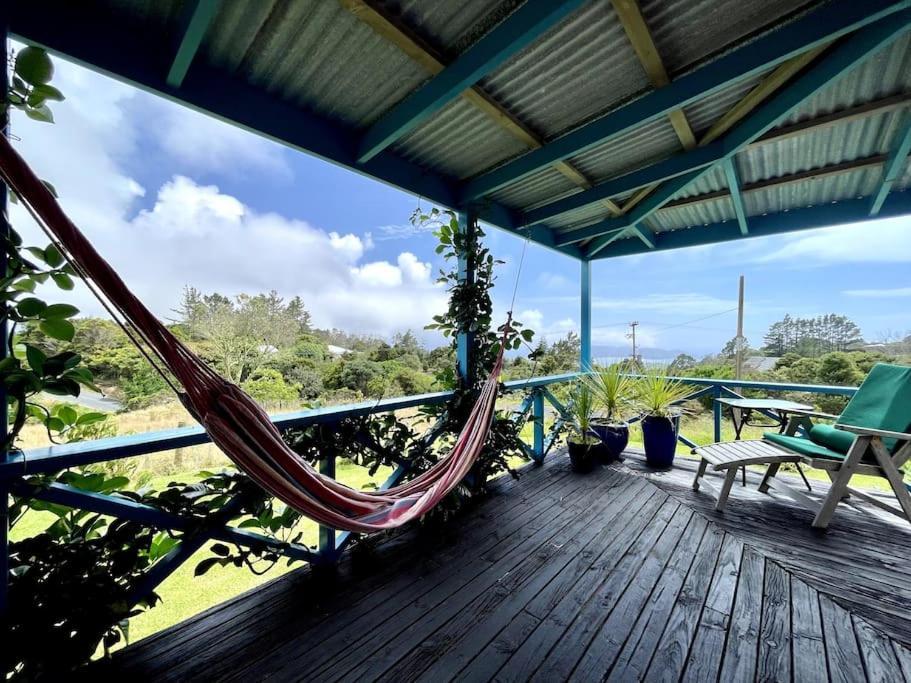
(796, 464), (812, 492)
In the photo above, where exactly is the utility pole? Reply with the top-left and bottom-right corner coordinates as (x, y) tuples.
(735, 275), (745, 379)
(627, 321), (639, 363)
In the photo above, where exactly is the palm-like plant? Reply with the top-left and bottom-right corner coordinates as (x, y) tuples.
(582, 363), (634, 422)
(635, 366), (694, 418)
(567, 381), (599, 444)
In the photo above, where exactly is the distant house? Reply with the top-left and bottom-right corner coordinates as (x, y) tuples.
(744, 356), (779, 373)
(327, 345), (351, 357)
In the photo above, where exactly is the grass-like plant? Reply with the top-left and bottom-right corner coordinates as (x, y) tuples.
(582, 363), (634, 422)
(634, 365), (694, 418)
(567, 380), (599, 444)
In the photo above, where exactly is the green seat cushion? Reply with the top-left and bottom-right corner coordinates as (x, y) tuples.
(808, 424), (855, 454)
(763, 432), (846, 461)
(837, 363), (911, 452)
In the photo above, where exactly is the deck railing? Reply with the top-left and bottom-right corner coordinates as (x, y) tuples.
(0, 373), (858, 613)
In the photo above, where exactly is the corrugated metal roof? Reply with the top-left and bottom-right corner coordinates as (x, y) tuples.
(204, 0), (431, 128)
(567, 117), (681, 184)
(480, 1), (650, 140)
(640, 0), (822, 76)
(546, 203), (613, 232)
(682, 74), (768, 139)
(392, 97), (529, 179)
(488, 167), (580, 212)
(744, 165), (882, 215)
(648, 195), (737, 232)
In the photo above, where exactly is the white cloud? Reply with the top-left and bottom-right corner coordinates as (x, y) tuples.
(536, 272), (571, 290)
(756, 216), (911, 264)
(843, 287), (911, 298)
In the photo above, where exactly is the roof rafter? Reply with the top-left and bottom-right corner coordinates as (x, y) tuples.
(629, 224), (656, 249)
(586, 228), (629, 257)
(563, 12), (911, 251)
(166, 0), (220, 88)
(339, 0), (621, 215)
(462, 0), (910, 201)
(611, 0), (696, 150)
(869, 111), (911, 214)
(356, 0), (587, 163)
(721, 158), (749, 235)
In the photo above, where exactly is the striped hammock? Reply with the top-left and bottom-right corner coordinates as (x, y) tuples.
(0, 136), (505, 533)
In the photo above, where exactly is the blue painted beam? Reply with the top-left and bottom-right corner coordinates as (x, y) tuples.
(722, 157), (749, 235)
(870, 112), (911, 214)
(456, 210), (475, 385)
(629, 224), (657, 249)
(525, 142), (724, 227)
(580, 260), (591, 370)
(585, 228), (629, 257)
(462, 0), (911, 200)
(357, 0), (586, 163)
(166, 0), (220, 87)
(591, 192), (911, 259)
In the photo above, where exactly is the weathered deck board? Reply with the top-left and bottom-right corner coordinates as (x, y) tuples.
(100, 452), (911, 681)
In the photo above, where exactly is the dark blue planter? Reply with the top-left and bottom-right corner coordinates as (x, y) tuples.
(641, 415), (680, 469)
(591, 421), (629, 462)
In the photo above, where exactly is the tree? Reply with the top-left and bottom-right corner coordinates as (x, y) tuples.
(721, 336), (750, 360)
(241, 369), (300, 406)
(761, 313), (864, 357)
(668, 353), (696, 374)
(817, 352), (863, 387)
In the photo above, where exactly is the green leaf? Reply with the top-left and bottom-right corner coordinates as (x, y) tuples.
(15, 47), (54, 86)
(25, 344), (46, 374)
(75, 411), (106, 426)
(25, 104), (54, 124)
(41, 303), (79, 319)
(12, 278), (36, 293)
(39, 317), (75, 342)
(57, 404), (78, 425)
(16, 297), (46, 317)
(43, 245), (64, 268)
(32, 83), (65, 102)
(51, 272), (74, 290)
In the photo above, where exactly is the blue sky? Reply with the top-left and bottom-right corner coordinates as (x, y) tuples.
(9, 48), (911, 357)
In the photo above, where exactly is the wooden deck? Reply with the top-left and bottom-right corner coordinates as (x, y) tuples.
(101, 452), (911, 681)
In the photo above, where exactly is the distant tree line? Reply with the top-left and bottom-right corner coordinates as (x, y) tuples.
(762, 314), (863, 357)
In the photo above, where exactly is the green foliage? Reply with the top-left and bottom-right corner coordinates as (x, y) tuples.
(582, 363), (634, 422)
(633, 366), (694, 418)
(241, 368), (301, 406)
(2, 52), (98, 452)
(762, 313), (863, 357)
(566, 381), (597, 444)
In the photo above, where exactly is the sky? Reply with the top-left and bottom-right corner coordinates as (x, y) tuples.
(8, 48), (911, 358)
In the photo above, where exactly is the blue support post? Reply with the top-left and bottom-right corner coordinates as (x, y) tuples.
(580, 260), (591, 370)
(456, 210), (475, 386)
(532, 390), (545, 463)
(318, 454), (336, 560)
(713, 385), (723, 443)
(870, 111), (911, 215)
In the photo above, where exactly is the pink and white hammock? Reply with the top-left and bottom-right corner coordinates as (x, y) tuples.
(0, 136), (506, 533)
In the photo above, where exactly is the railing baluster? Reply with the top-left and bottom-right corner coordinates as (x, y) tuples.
(318, 454), (336, 561)
(533, 389), (545, 463)
(713, 384), (723, 443)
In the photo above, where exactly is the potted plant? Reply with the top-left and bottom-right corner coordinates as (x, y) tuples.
(583, 364), (633, 462)
(635, 367), (693, 468)
(566, 381), (599, 473)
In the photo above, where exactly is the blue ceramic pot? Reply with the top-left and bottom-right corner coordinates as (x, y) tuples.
(590, 421), (629, 462)
(641, 414), (680, 468)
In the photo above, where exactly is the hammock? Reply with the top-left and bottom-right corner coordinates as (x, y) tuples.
(0, 137), (508, 533)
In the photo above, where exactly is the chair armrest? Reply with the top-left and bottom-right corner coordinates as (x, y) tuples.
(834, 424), (911, 441)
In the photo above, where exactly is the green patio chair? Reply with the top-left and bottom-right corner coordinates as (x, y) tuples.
(759, 363), (911, 529)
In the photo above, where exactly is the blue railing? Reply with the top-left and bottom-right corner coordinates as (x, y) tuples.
(0, 373), (857, 617)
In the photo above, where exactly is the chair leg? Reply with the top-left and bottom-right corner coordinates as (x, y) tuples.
(715, 467), (739, 512)
(693, 458), (708, 491)
(812, 437), (869, 530)
(870, 438), (911, 524)
(825, 470), (850, 499)
(758, 462), (780, 494)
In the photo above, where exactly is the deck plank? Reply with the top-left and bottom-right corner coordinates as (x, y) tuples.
(100, 452), (911, 681)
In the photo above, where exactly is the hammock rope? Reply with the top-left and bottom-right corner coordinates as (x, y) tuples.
(0, 136), (514, 533)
